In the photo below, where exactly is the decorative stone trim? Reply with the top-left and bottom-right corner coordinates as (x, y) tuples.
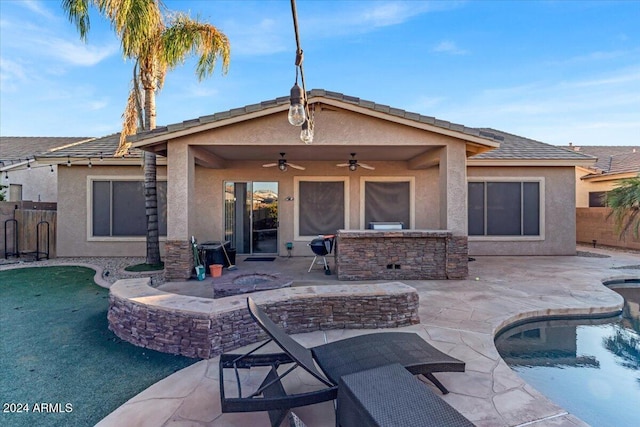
(446, 235), (468, 279)
(107, 278), (420, 359)
(164, 240), (192, 281)
(336, 230), (468, 280)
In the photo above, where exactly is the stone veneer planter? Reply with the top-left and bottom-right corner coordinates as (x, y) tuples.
(336, 230), (468, 280)
(107, 278), (420, 359)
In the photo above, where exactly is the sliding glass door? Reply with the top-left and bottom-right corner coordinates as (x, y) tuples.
(224, 181), (278, 254)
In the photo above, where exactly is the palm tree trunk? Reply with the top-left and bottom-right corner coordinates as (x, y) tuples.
(143, 75), (161, 265)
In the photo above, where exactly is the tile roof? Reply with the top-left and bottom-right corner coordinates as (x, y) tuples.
(560, 145), (640, 175)
(37, 133), (143, 159)
(0, 136), (92, 164)
(129, 89), (504, 145)
(469, 129), (595, 161)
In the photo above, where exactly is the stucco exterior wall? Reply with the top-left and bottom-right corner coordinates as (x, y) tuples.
(3, 165), (57, 202)
(185, 108), (465, 148)
(56, 164), (167, 257)
(467, 166), (577, 256)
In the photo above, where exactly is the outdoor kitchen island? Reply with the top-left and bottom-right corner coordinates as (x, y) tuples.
(335, 230), (468, 280)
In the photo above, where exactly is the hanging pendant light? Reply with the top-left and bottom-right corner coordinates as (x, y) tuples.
(300, 119), (313, 144)
(288, 83), (306, 126)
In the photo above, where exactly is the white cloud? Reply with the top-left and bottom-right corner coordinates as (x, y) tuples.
(406, 96), (447, 112)
(18, 0), (56, 20)
(225, 0), (462, 56)
(0, 57), (28, 92)
(34, 37), (119, 67)
(548, 49), (637, 66)
(432, 40), (467, 55)
(359, 2), (422, 27)
(87, 99), (109, 111)
(428, 67), (640, 145)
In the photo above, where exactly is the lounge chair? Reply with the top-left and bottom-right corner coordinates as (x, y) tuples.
(219, 297), (465, 426)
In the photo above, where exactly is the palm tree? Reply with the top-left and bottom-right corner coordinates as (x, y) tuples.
(606, 176), (640, 240)
(63, 0), (230, 265)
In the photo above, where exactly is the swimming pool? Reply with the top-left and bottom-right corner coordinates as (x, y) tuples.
(495, 285), (640, 427)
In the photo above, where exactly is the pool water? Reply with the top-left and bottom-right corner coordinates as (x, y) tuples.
(495, 287), (640, 427)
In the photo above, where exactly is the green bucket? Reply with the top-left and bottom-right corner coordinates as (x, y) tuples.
(195, 265), (206, 281)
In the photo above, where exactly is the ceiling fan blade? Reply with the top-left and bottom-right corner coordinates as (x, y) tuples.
(262, 163), (277, 167)
(287, 162), (306, 170)
(336, 163), (349, 167)
(358, 163), (375, 170)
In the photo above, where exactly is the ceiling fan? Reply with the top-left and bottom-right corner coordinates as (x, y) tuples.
(262, 153), (305, 171)
(337, 153), (375, 171)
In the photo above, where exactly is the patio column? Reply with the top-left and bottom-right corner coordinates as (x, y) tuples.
(164, 142), (196, 281)
(439, 144), (468, 278)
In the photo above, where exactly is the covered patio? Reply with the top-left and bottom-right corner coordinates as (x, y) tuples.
(130, 90), (500, 281)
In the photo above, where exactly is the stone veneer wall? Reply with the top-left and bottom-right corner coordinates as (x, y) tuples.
(164, 240), (193, 281)
(336, 230), (468, 280)
(107, 279), (420, 359)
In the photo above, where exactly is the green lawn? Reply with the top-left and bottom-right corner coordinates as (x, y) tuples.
(0, 266), (197, 427)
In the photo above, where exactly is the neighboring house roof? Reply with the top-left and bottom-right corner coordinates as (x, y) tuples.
(561, 145), (640, 178)
(36, 133), (143, 160)
(128, 89), (503, 149)
(468, 129), (595, 164)
(0, 136), (91, 165)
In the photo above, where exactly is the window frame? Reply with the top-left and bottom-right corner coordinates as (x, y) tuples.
(467, 177), (545, 242)
(294, 176), (350, 241)
(360, 176), (415, 230)
(86, 175), (168, 242)
(588, 191), (608, 207)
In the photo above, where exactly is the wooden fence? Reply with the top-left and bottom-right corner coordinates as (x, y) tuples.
(1, 201), (57, 259)
(576, 207), (640, 251)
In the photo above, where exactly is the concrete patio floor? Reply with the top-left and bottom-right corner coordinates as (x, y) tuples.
(96, 247), (640, 427)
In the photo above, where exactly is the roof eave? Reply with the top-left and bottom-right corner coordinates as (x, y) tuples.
(467, 158), (597, 167)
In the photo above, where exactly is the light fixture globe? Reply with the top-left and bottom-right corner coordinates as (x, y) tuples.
(288, 83), (306, 126)
(300, 120), (314, 144)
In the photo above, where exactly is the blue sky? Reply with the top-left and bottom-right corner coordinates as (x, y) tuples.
(1, 0), (638, 146)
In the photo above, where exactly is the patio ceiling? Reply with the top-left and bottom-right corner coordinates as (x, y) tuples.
(186, 144), (444, 169)
(194, 144), (437, 161)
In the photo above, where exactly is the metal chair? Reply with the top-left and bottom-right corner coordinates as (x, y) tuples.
(219, 298), (467, 427)
(307, 235), (335, 273)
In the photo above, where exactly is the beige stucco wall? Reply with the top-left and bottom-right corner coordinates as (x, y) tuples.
(56, 164), (167, 257)
(467, 166), (577, 256)
(3, 164), (57, 202)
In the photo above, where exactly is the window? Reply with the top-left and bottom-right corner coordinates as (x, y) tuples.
(297, 179), (346, 237)
(468, 180), (541, 237)
(588, 191), (607, 207)
(92, 180), (167, 237)
(363, 180), (411, 228)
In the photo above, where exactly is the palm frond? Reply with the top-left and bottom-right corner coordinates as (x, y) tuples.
(606, 175), (640, 239)
(161, 13), (231, 80)
(116, 62), (144, 157)
(62, 0), (91, 40)
(98, 0), (163, 57)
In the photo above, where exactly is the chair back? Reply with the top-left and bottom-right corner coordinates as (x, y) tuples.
(247, 298), (333, 386)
